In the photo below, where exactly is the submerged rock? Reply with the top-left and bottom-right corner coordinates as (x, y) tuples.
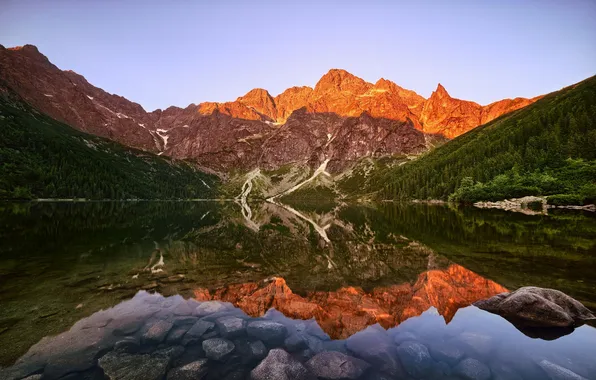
(142, 320), (174, 344)
(99, 347), (181, 380)
(396, 341), (434, 378)
(194, 301), (230, 317)
(216, 316), (246, 338)
(247, 320), (288, 346)
(166, 359), (209, 380)
(538, 360), (589, 380)
(474, 287), (595, 327)
(453, 358), (491, 380)
(202, 338), (235, 361)
(306, 351), (370, 379)
(251, 348), (315, 380)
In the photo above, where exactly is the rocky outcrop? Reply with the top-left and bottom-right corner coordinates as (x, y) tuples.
(192, 264), (507, 339)
(0, 44), (538, 172)
(474, 287), (596, 327)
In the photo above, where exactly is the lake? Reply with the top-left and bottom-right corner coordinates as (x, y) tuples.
(0, 201), (595, 379)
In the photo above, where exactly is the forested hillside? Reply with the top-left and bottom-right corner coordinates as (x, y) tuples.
(374, 76), (596, 204)
(0, 92), (218, 200)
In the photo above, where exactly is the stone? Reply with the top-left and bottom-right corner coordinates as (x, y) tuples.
(251, 349), (315, 380)
(250, 340), (268, 360)
(202, 338), (235, 361)
(538, 360), (589, 380)
(474, 287), (596, 327)
(306, 351), (370, 380)
(194, 301), (230, 317)
(166, 359), (209, 380)
(453, 358), (491, 380)
(284, 333), (309, 352)
(142, 320), (173, 344)
(396, 341), (434, 378)
(247, 320), (288, 346)
(114, 336), (141, 353)
(428, 341), (464, 366)
(216, 316), (246, 339)
(171, 315), (198, 326)
(186, 320), (215, 337)
(172, 302), (194, 316)
(345, 326), (404, 377)
(167, 326), (191, 344)
(98, 348), (179, 380)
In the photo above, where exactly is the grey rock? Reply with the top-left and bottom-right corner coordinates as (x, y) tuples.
(142, 320), (173, 344)
(166, 359), (209, 380)
(167, 326), (191, 344)
(428, 341), (464, 366)
(474, 287), (596, 327)
(194, 301), (230, 317)
(346, 326), (404, 377)
(171, 315), (198, 326)
(202, 338), (235, 361)
(187, 319), (215, 337)
(202, 331), (218, 340)
(172, 302), (194, 316)
(114, 336), (141, 353)
(111, 315), (145, 336)
(396, 341), (434, 378)
(284, 333), (309, 352)
(538, 360), (589, 380)
(306, 351), (370, 380)
(247, 320), (288, 346)
(453, 358), (491, 380)
(250, 340), (268, 360)
(98, 348), (179, 380)
(251, 349), (315, 380)
(216, 316), (246, 339)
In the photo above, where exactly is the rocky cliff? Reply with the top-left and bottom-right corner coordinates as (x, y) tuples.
(0, 44), (537, 172)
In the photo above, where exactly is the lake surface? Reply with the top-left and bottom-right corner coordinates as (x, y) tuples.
(0, 201), (595, 379)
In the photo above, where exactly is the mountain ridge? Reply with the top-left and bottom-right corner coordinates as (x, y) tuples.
(0, 44), (539, 172)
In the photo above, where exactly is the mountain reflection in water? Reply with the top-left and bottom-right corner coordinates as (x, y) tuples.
(192, 264), (507, 339)
(0, 200), (595, 378)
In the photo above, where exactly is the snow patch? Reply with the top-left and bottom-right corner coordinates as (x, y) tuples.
(156, 128), (168, 133)
(200, 179), (211, 189)
(86, 95), (94, 100)
(138, 123), (147, 129)
(44, 94), (53, 97)
(182, 124), (189, 128)
(116, 113), (129, 119)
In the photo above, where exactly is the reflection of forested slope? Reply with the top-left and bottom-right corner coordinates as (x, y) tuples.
(361, 203), (596, 308)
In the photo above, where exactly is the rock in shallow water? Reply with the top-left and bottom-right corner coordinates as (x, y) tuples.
(474, 287), (596, 327)
(193, 301), (231, 317)
(142, 320), (174, 344)
(99, 347), (182, 380)
(306, 351), (370, 379)
(345, 326), (404, 377)
(166, 358), (209, 380)
(202, 338), (235, 361)
(247, 320), (288, 346)
(216, 316), (246, 339)
(538, 360), (589, 380)
(396, 341), (434, 378)
(251, 348), (315, 380)
(453, 358), (491, 380)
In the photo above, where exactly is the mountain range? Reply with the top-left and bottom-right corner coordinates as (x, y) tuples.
(0, 44), (538, 174)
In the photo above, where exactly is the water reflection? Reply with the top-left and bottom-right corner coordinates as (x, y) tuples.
(3, 291), (595, 380)
(0, 200), (595, 374)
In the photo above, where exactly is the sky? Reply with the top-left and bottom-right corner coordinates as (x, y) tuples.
(1, 0), (595, 111)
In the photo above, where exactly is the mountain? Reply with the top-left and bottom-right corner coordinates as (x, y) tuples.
(0, 88), (218, 200)
(376, 75), (596, 203)
(0, 45), (538, 175)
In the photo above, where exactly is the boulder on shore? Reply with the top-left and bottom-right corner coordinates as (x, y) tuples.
(474, 287), (595, 327)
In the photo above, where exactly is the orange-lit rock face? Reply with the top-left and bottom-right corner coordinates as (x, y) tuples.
(0, 44), (538, 172)
(192, 264), (507, 339)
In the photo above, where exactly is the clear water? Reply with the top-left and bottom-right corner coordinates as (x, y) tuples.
(0, 201), (595, 379)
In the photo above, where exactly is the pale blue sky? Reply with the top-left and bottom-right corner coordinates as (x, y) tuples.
(1, 0), (594, 111)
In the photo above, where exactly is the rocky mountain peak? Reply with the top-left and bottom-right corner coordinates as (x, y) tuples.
(432, 83), (451, 99)
(314, 68), (372, 96)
